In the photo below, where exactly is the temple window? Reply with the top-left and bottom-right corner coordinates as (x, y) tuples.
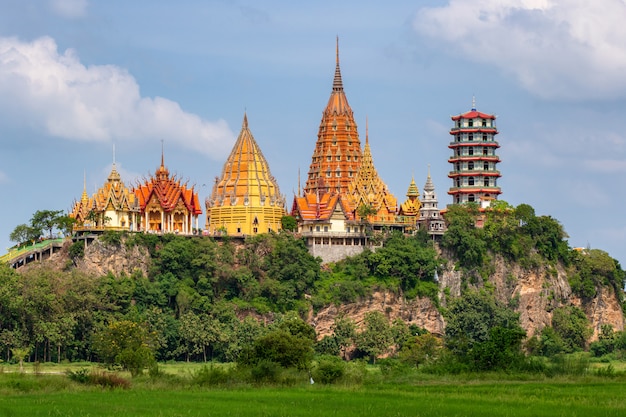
(347, 155), (351, 161)
(237, 227), (241, 233)
(484, 178), (490, 186)
(468, 147), (474, 156)
(468, 177), (475, 186)
(326, 171), (331, 177)
(482, 120), (487, 127)
(332, 121), (337, 131)
(468, 194), (475, 202)
(336, 171), (341, 177)
(253, 227), (258, 233)
(483, 147), (488, 155)
(327, 156), (332, 161)
(483, 134), (487, 141)
(484, 162), (489, 170)
(468, 161), (474, 170)
(336, 156), (341, 161)
(324, 226), (328, 232)
(456, 178), (461, 187)
(316, 226), (320, 231)
(468, 119), (474, 127)
(468, 133), (473, 141)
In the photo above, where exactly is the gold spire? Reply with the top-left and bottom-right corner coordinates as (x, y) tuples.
(333, 36), (343, 92)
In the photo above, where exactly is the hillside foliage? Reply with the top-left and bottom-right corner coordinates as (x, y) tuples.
(1, 202), (625, 376)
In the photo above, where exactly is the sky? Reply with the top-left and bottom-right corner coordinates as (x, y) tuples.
(1, 0), (625, 267)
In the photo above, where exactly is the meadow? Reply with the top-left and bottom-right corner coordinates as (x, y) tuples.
(1, 362), (626, 417)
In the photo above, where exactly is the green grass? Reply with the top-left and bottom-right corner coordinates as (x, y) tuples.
(1, 371), (626, 416)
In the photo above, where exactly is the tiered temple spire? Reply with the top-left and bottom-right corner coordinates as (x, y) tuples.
(206, 113), (286, 236)
(304, 37), (362, 196)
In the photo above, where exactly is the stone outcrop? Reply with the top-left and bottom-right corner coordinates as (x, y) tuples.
(74, 239), (150, 277)
(311, 254), (624, 342)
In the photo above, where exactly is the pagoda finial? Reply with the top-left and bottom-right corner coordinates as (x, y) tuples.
(471, 95), (476, 111)
(161, 139), (165, 168)
(297, 167), (301, 197)
(243, 112), (248, 129)
(112, 143), (116, 166)
(332, 36), (343, 92)
(428, 163), (431, 178)
(365, 116), (369, 146)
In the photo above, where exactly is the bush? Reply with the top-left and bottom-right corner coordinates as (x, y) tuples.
(250, 360), (282, 383)
(192, 364), (230, 386)
(66, 369), (130, 389)
(313, 356), (345, 384)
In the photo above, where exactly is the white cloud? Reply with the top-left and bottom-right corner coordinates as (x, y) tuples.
(49, 0), (88, 19)
(414, 0), (626, 100)
(0, 36), (235, 159)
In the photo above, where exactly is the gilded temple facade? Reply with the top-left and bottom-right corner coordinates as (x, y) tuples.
(70, 162), (139, 231)
(206, 114), (286, 236)
(134, 154), (202, 234)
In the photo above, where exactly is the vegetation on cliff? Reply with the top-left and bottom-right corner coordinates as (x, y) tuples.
(1, 202), (625, 377)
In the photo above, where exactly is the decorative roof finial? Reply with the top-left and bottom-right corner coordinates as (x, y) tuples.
(243, 111), (248, 129)
(365, 115), (369, 146)
(297, 167), (301, 197)
(428, 163), (431, 178)
(161, 139), (165, 168)
(332, 36), (343, 92)
(471, 95), (476, 111)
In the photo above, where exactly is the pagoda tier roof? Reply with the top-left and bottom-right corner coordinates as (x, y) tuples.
(447, 171), (502, 178)
(448, 142), (500, 148)
(451, 110), (496, 120)
(447, 188), (502, 195)
(449, 128), (498, 134)
(292, 191), (355, 222)
(448, 156), (501, 163)
(207, 113), (285, 209)
(134, 157), (202, 215)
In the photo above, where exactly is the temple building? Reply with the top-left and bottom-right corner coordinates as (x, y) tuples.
(448, 100), (502, 204)
(304, 38), (362, 196)
(134, 152), (202, 234)
(397, 177), (421, 230)
(345, 122), (398, 225)
(418, 167), (446, 235)
(70, 161), (139, 232)
(206, 113), (286, 236)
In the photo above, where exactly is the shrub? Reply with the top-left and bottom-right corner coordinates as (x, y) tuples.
(250, 360), (282, 383)
(313, 356), (345, 384)
(192, 364), (230, 386)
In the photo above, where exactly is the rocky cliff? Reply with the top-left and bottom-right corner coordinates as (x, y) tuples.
(311, 255), (624, 342)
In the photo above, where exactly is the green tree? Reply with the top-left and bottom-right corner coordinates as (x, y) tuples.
(551, 306), (592, 352)
(331, 315), (356, 360)
(92, 320), (156, 377)
(280, 215), (298, 232)
(30, 209), (65, 239)
(356, 311), (392, 363)
(9, 224), (38, 246)
(444, 290), (526, 370)
(398, 333), (442, 367)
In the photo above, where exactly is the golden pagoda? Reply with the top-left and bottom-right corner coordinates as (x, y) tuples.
(304, 37), (362, 196)
(70, 158), (140, 231)
(206, 113), (286, 236)
(345, 121), (398, 224)
(134, 151), (202, 234)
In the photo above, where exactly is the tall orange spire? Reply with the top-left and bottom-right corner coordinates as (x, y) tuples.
(304, 38), (362, 196)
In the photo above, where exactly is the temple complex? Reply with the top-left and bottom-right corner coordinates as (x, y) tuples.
(448, 99), (502, 204)
(206, 113), (286, 236)
(134, 152), (202, 233)
(418, 167), (446, 235)
(304, 38), (362, 196)
(70, 160), (140, 232)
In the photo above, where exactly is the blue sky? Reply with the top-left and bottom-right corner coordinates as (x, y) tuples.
(1, 0), (625, 267)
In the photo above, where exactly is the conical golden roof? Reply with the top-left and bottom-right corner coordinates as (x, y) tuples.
(209, 113), (284, 208)
(304, 38), (362, 196)
(399, 176), (421, 216)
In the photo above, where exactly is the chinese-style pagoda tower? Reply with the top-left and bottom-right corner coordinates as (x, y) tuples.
(304, 37), (362, 196)
(448, 99), (501, 204)
(206, 113), (286, 236)
(134, 150), (202, 233)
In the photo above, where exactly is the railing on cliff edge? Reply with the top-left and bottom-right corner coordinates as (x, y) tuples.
(0, 238), (65, 265)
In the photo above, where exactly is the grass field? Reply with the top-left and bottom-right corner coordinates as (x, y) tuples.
(1, 362), (626, 417)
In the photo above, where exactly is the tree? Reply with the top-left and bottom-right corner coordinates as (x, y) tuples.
(444, 290), (526, 370)
(9, 224), (38, 246)
(331, 315), (356, 360)
(399, 333), (442, 367)
(280, 215), (298, 232)
(92, 320), (156, 377)
(551, 306), (592, 352)
(355, 311), (392, 363)
(30, 210), (65, 239)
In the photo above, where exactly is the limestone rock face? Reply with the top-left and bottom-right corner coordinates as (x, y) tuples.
(311, 255), (624, 343)
(74, 239), (150, 277)
(312, 291), (445, 339)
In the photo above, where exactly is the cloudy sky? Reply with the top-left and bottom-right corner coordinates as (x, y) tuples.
(1, 0), (625, 267)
